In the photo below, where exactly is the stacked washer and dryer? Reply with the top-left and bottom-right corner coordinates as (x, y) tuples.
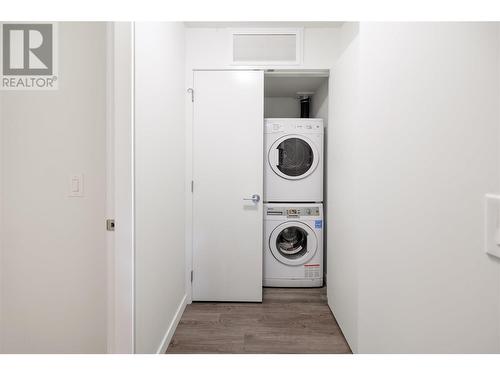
(263, 118), (324, 287)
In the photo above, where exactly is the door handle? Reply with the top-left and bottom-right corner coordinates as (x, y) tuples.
(243, 194), (260, 203)
(275, 148), (281, 166)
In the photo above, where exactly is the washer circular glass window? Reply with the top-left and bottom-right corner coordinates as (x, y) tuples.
(269, 135), (319, 180)
(276, 226), (308, 258)
(269, 221), (317, 266)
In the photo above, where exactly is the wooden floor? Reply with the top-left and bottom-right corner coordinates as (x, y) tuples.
(166, 287), (352, 354)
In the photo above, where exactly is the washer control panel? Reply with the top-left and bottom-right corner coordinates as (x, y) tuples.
(266, 206), (320, 217)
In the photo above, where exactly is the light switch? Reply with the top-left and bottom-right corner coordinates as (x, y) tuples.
(68, 174), (83, 197)
(485, 194), (500, 258)
(71, 178), (79, 193)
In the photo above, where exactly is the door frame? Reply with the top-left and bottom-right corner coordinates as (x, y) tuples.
(185, 68), (331, 303)
(106, 21), (135, 354)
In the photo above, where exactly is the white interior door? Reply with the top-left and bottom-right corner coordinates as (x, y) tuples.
(192, 70), (264, 302)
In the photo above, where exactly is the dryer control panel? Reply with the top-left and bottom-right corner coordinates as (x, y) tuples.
(266, 206), (320, 217)
(264, 118), (324, 134)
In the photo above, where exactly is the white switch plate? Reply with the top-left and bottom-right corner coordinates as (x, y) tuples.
(485, 194), (500, 258)
(68, 174), (84, 197)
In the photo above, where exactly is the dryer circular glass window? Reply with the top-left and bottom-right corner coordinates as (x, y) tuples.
(269, 135), (319, 180)
(269, 221), (317, 266)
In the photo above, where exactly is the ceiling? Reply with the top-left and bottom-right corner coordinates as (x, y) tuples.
(184, 22), (344, 28)
(264, 76), (328, 97)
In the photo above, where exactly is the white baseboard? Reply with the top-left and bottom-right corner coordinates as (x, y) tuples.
(156, 294), (187, 354)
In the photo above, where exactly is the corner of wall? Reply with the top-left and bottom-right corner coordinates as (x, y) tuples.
(326, 20), (360, 353)
(184, 23), (194, 306)
(134, 22), (189, 354)
(156, 293), (187, 354)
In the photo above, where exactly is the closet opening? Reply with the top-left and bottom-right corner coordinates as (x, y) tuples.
(263, 69), (330, 290)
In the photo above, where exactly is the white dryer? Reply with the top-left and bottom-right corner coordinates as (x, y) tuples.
(264, 203), (323, 287)
(264, 118), (324, 203)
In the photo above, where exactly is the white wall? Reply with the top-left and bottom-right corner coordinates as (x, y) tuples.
(330, 22), (500, 353)
(1, 22), (107, 353)
(134, 22), (187, 354)
(358, 22), (500, 353)
(327, 22), (360, 352)
(185, 27), (340, 70)
(264, 97), (299, 118)
(264, 82), (329, 119)
(311, 80), (329, 122)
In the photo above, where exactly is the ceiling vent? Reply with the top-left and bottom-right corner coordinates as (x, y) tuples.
(231, 29), (303, 66)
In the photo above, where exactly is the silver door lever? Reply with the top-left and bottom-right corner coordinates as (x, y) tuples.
(243, 194), (260, 203)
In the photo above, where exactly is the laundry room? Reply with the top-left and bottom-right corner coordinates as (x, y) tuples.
(3, 20), (500, 358)
(157, 24), (344, 353)
(131, 22), (500, 355)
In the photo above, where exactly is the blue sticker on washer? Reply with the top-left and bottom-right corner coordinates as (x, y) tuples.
(315, 220), (322, 228)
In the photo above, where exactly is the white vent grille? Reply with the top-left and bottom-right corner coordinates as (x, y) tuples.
(231, 29), (302, 65)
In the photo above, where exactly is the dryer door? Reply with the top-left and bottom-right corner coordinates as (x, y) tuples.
(269, 135), (319, 180)
(269, 221), (317, 266)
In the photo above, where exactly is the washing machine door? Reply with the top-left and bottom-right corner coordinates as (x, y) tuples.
(269, 135), (319, 180)
(269, 221), (317, 266)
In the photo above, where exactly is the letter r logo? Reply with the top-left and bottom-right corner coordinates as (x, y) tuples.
(2, 24), (53, 75)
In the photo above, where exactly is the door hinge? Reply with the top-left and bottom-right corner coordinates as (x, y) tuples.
(187, 88), (194, 102)
(190, 270), (193, 283)
(106, 218), (115, 231)
(191, 180), (194, 193)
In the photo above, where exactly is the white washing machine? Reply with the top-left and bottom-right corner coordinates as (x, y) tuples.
(264, 118), (324, 203)
(264, 203), (323, 287)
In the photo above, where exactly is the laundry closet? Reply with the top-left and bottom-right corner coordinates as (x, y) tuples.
(185, 26), (334, 304)
(262, 72), (329, 288)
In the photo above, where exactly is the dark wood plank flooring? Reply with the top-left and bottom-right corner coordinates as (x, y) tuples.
(166, 287), (352, 354)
